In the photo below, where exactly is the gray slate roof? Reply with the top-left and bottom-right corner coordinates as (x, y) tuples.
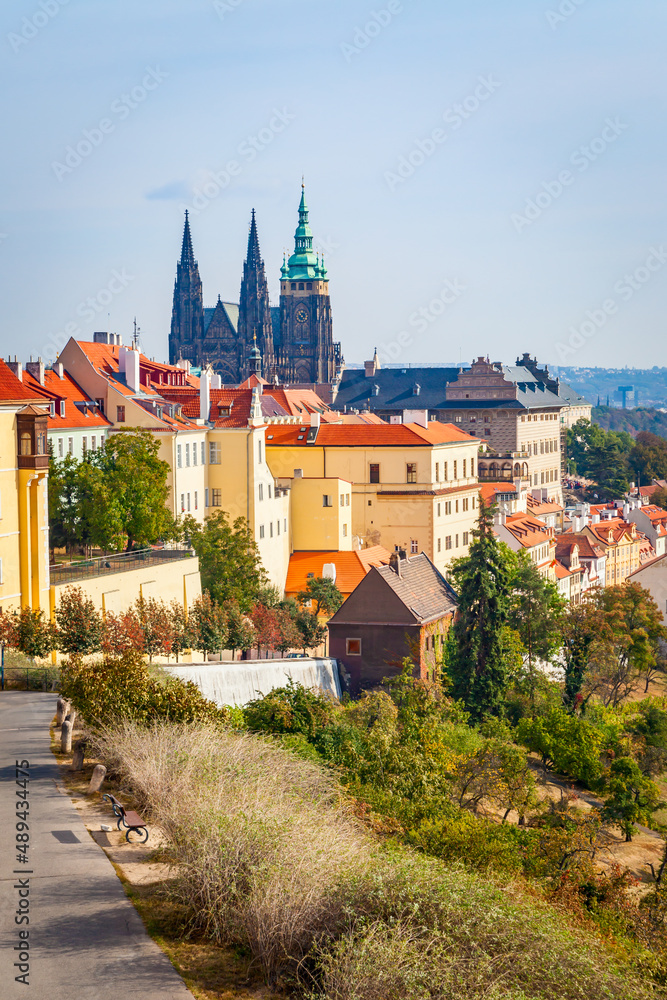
(204, 301), (239, 334)
(375, 553), (457, 623)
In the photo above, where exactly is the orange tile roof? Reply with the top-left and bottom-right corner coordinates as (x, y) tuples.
(0, 361), (50, 403)
(479, 482), (519, 503)
(23, 370), (111, 430)
(285, 547), (392, 597)
(526, 495), (563, 514)
(502, 513), (555, 549)
(587, 519), (637, 545)
(266, 421), (477, 448)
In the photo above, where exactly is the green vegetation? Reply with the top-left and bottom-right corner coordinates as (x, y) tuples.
(183, 510), (267, 611)
(567, 418), (667, 496)
(593, 404), (667, 440)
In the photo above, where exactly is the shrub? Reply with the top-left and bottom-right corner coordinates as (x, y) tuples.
(516, 708), (606, 787)
(59, 652), (228, 727)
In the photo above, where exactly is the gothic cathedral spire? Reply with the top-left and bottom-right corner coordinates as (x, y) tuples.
(238, 209), (274, 380)
(169, 211), (204, 364)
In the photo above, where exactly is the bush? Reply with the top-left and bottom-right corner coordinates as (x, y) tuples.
(59, 652), (229, 727)
(516, 708), (606, 787)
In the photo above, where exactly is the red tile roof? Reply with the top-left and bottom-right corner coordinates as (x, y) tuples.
(501, 513), (555, 549)
(266, 421), (477, 448)
(285, 547), (392, 598)
(0, 361), (50, 403)
(556, 533), (605, 561)
(23, 369), (111, 429)
(479, 482), (519, 503)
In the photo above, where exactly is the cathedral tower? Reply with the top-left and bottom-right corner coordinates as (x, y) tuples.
(238, 210), (274, 379)
(277, 185), (337, 383)
(169, 211), (204, 364)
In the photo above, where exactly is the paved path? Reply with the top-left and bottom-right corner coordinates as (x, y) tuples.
(0, 692), (194, 1000)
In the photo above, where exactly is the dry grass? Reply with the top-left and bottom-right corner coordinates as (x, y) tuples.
(91, 720), (373, 980)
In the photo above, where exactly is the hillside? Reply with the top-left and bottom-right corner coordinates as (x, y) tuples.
(592, 405), (667, 439)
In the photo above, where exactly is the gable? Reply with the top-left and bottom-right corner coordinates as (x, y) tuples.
(328, 568), (420, 626)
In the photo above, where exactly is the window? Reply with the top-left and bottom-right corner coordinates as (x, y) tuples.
(177, 445), (182, 469)
(455, 534), (459, 548)
(437, 503), (441, 517)
(259, 525), (265, 539)
(453, 461), (457, 480)
(463, 459), (467, 478)
(284, 518), (288, 531)
(340, 494), (345, 507)
(57, 437), (63, 457)
(346, 638), (362, 656)
(369, 463), (380, 483)
(463, 532), (469, 545)
(60, 400), (66, 418)
(445, 501), (452, 515)
(96, 397), (105, 414)
(187, 493), (191, 512)
(437, 538), (441, 553)
(435, 462), (439, 482)
(193, 442), (197, 466)
(406, 463), (417, 483)
(49, 400), (55, 418)
(270, 522), (273, 537)
(323, 495), (333, 507)
(258, 439), (262, 463)
(485, 429), (491, 437)
(471, 458), (475, 477)
(201, 441), (205, 465)
(445, 536), (452, 550)
(68, 437), (74, 455)
(258, 483), (264, 501)
(209, 442), (221, 464)
(180, 494), (185, 512)
(410, 539), (419, 554)
(277, 520), (280, 535)
(91, 436), (96, 451)
(116, 405), (125, 423)
(346, 494), (350, 506)
(443, 462), (448, 481)
(82, 437), (87, 453)
(205, 488), (209, 507)
(268, 484), (272, 499)
(463, 498), (469, 512)
(211, 489), (221, 507)
(20, 433), (31, 456)
(194, 491), (198, 510)
(185, 443), (190, 467)
(343, 523), (348, 537)
(455, 500), (459, 513)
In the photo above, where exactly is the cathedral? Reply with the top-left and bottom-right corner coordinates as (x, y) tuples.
(169, 186), (343, 385)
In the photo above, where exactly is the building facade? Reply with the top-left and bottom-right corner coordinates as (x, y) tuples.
(169, 186), (342, 385)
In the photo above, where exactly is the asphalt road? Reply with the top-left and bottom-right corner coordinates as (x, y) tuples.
(0, 692), (194, 1000)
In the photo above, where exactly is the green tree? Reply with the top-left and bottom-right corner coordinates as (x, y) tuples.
(223, 599), (256, 658)
(506, 553), (564, 710)
(297, 576), (344, 617)
(516, 707), (605, 787)
(295, 609), (327, 653)
(134, 596), (172, 662)
(566, 419), (633, 499)
(183, 511), (267, 611)
(4, 607), (57, 659)
(561, 597), (607, 713)
(629, 431), (667, 485)
(55, 586), (103, 656)
(93, 430), (175, 550)
(602, 756), (662, 842)
(168, 601), (195, 661)
(449, 498), (513, 721)
(190, 592), (228, 660)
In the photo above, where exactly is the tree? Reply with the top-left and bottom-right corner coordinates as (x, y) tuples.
(55, 586), (103, 656)
(629, 432), (667, 485)
(251, 603), (281, 657)
(516, 707), (605, 788)
(448, 498), (513, 721)
(297, 576), (344, 617)
(134, 597), (173, 662)
(561, 597), (608, 713)
(602, 756), (662, 842)
(190, 592), (228, 660)
(2, 607), (56, 659)
(183, 511), (267, 611)
(224, 600), (256, 659)
(506, 553), (564, 710)
(93, 430), (176, 550)
(566, 419), (633, 499)
(295, 609), (327, 653)
(275, 606), (302, 655)
(168, 601), (195, 662)
(102, 608), (144, 656)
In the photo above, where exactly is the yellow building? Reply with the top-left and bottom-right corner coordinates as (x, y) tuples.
(267, 418), (480, 576)
(582, 518), (640, 586)
(0, 361), (52, 610)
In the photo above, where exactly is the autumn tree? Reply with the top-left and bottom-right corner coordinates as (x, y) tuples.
(3, 607), (57, 659)
(134, 597), (173, 662)
(449, 498), (513, 721)
(183, 511), (267, 611)
(55, 586), (103, 655)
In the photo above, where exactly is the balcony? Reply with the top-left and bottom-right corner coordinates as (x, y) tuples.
(49, 546), (195, 586)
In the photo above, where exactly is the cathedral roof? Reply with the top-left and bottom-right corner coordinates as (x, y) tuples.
(203, 301), (239, 334)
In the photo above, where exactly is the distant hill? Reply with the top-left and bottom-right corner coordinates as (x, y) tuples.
(553, 366), (667, 408)
(592, 405), (667, 439)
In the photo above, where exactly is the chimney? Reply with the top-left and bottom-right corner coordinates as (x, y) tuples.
(123, 348), (140, 392)
(294, 468), (303, 478)
(53, 362), (64, 379)
(494, 510), (507, 527)
(25, 357), (45, 385)
(7, 358), (22, 382)
(364, 356), (377, 378)
(311, 412), (320, 430)
(210, 373), (221, 390)
(389, 552), (402, 577)
(200, 367), (211, 421)
(93, 331), (110, 344)
(322, 563), (337, 583)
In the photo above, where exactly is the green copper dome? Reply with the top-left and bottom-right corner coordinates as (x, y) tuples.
(285, 184), (324, 281)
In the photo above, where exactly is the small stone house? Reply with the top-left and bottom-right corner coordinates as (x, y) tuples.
(327, 552), (457, 692)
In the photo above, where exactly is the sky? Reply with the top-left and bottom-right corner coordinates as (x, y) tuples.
(1, 0), (666, 371)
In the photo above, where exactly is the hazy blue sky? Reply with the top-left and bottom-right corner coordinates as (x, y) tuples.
(2, 0), (666, 370)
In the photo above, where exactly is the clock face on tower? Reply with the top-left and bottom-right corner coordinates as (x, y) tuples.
(295, 307), (308, 323)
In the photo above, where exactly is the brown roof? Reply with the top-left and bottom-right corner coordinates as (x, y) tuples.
(374, 553), (457, 623)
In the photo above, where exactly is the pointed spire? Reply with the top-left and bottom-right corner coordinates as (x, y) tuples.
(180, 210), (195, 267)
(246, 208), (262, 269)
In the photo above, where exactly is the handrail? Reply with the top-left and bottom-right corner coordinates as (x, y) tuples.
(49, 547), (194, 586)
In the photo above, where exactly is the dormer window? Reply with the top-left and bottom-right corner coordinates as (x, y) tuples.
(49, 401), (56, 418)
(413, 384), (421, 396)
(59, 400), (66, 417)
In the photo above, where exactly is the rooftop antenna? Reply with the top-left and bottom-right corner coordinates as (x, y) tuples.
(132, 318), (141, 350)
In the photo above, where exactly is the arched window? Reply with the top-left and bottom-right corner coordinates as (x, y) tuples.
(514, 463), (521, 477)
(20, 432), (31, 456)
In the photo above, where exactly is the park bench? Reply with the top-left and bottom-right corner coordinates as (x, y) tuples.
(102, 793), (149, 844)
